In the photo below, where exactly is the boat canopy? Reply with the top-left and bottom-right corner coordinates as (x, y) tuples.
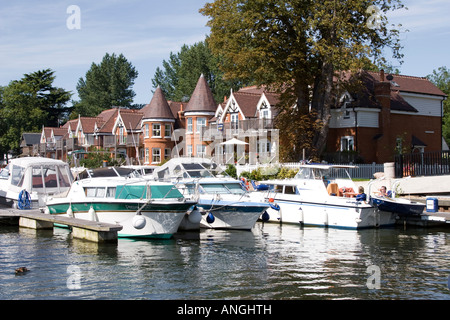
(153, 157), (224, 180)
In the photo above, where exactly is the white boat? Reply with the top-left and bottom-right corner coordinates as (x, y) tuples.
(45, 167), (197, 239)
(0, 157), (73, 209)
(250, 164), (397, 229)
(152, 158), (270, 230)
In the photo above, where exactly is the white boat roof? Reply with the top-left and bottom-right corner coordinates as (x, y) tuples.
(8, 157), (68, 167)
(297, 164), (358, 169)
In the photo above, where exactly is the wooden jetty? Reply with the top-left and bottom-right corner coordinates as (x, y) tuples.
(0, 208), (122, 243)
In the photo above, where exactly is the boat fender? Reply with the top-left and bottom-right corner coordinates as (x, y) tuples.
(18, 190), (31, 210)
(188, 208), (202, 224)
(206, 212), (215, 224)
(89, 206), (99, 222)
(261, 211), (270, 222)
(132, 214), (146, 230)
(66, 206), (74, 218)
(269, 202), (280, 211)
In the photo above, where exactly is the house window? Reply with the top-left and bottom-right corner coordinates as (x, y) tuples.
(119, 126), (125, 145)
(231, 114), (239, 133)
(145, 148), (149, 164)
(187, 118), (193, 133)
(340, 136), (354, 151)
(187, 145), (193, 157)
(197, 145), (206, 157)
(196, 117), (206, 133)
(152, 148), (161, 163)
(152, 124), (161, 137)
(260, 109), (270, 119)
(165, 148), (171, 160)
(164, 124), (171, 138)
(144, 124), (149, 138)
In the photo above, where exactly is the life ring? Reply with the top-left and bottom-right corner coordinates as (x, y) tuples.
(18, 190), (31, 210)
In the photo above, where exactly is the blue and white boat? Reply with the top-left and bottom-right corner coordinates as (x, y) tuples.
(250, 164), (397, 229)
(152, 157), (270, 230)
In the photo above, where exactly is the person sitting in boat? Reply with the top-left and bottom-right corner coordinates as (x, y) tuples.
(355, 186), (367, 201)
(378, 186), (392, 198)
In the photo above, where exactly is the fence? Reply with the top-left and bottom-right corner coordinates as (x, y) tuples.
(395, 150), (450, 178)
(234, 162), (384, 180)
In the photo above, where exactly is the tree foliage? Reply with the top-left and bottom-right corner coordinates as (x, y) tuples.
(152, 40), (244, 103)
(201, 0), (405, 161)
(427, 66), (450, 146)
(73, 53), (138, 118)
(0, 69), (71, 154)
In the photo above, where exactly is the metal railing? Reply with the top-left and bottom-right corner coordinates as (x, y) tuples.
(395, 150), (450, 178)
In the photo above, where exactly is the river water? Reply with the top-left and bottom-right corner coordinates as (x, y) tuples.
(0, 222), (449, 300)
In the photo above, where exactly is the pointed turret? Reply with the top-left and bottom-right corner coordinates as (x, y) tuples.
(184, 74), (217, 114)
(141, 86), (175, 120)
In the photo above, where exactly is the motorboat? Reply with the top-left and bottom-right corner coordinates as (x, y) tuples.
(0, 157), (73, 209)
(249, 164), (397, 229)
(45, 167), (197, 239)
(368, 178), (426, 216)
(152, 157), (270, 230)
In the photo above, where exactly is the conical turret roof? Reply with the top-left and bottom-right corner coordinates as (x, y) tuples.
(141, 86), (175, 119)
(184, 74), (217, 113)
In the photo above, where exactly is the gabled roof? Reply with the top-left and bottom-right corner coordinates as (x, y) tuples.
(184, 74), (217, 114)
(117, 109), (143, 130)
(365, 71), (447, 97)
(141, 86), (175, 120)
(21, 133), (41, 146)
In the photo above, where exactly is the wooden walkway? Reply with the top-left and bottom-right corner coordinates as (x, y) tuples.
(0, 208), (122, 242)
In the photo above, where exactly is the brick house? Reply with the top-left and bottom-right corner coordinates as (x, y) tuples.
(183, 74), (217, 158)
(140, 86), (176, 164)
(327, 70), (447, 163)
(33, 70), (446, 166)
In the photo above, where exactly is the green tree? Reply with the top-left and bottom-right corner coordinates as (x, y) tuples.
(201, 0), (405, 161)
(0, 69), (71, 154)
(152, 40), (244, 103)
(73, 53), (138, 118)
(427, 66), (450, 146)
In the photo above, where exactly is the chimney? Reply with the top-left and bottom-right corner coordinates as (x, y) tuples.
(374, 70), (393, 162)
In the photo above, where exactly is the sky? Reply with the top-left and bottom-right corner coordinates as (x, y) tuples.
(0, 0), (449, 106)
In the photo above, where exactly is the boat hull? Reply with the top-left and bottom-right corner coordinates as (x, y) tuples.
(46, 201), (193, 239)
(262, 197), (396, 229)
(370, 197), (425, 216)
(195, 199), (269, 230)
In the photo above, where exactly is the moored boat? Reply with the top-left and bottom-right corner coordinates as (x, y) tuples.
(152, 157), (270, 230)
(0, 157), (73, 209)
(249, 164), (397, 229)
(45, 167), (196, 239)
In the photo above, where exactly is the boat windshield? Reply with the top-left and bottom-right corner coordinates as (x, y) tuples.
(174, 163), (216, 179)
(295, 166), (352, 181)
(115, 184), (184, 200)
(200, 183), (245, 195)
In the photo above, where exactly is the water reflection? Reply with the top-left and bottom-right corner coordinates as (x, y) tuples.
(0, 223), (449, 300)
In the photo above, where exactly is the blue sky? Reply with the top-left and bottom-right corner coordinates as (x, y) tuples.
(0, 0), (449, 106)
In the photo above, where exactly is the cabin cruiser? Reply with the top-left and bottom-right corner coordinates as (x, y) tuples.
(45, 167), (197, 239)
(0, 157), (73, 209)
(250, 164), (397, 229)
(152, 157), (270, 230)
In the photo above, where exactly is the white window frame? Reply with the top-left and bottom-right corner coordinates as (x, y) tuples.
(196, 117), (206, 133)
(144, 124), (149, 138)
(187, 118), (193, 133)
(152, 148), (161, 164)
(152, 124), (161, 138)
(197, 145), (206, 157)
(187, 145), (193, 157)
(164, 124), (171, 138)
(340, 136), (354, 152)
(145, 148), (149, 164)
